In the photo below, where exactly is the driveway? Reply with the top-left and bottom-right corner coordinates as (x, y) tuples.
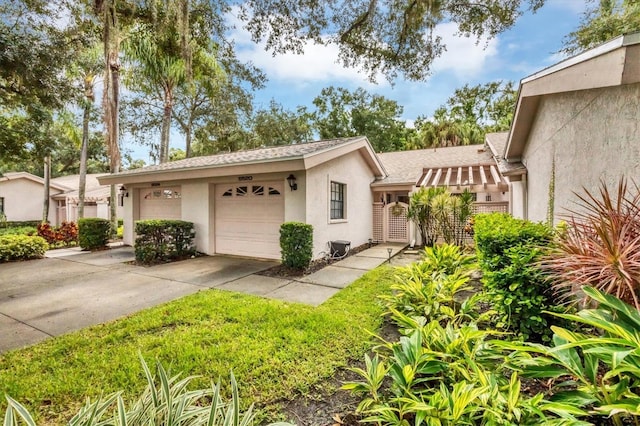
(0, 247), (276, 353)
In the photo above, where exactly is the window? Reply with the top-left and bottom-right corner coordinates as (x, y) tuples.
(330, 181), (345, 220)
(485, 194), (492, 202)
(0, 197), (4, 214)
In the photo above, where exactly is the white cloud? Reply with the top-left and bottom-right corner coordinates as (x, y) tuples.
(228, 11), (498, 87)
(430, 22), (499, 78)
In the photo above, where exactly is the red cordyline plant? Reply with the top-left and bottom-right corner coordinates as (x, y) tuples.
(541, 178), (640, 309)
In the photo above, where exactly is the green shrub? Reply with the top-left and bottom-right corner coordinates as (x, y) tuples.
(134, 220), (195, 264)
(78, 218), (111, 250)
(279, 222), (313, 269)
(0, 235), (48, 262)
(0, 226), (37, 236)
(474, 213), (555, 341)
(4, 220), (40, 228)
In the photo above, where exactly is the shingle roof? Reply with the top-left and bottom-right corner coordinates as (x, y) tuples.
(485, 132), (509, 157)
(375, 144), (495, 185)
(110, 137), (366, 177)
(51, 173), (108, 192)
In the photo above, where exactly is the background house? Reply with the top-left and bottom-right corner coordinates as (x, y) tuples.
(373, 144), (509, 244)
(0, 172), (123, 224)
(500, 32), (640, 223)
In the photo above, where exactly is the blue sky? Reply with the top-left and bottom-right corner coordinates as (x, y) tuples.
(231, 0), (587, 124)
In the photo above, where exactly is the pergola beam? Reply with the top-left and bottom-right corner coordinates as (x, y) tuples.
(431, 168), (443, 186)
(456, 167), (462, 188)
(444, 167), (452, 187)
(490, 165), (502, 185)
(479, 165), (488, 189)
(468, 166), (474, 185)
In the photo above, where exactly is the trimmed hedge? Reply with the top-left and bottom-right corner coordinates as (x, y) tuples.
(1, 220), (41, 228)
(134, 220), (196, 264)
(0, 235), (48, 262)
(280, 222), (313, 269)
(78, 218), (111, 250)
(474, 213), (555, 341)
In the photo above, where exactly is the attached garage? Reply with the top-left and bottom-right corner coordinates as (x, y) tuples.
(215, 182), (284, 259)
(139, 187), (182, 220)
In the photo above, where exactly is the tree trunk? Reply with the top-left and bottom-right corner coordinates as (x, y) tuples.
(185, 117), (193, 158)
(78, 77), (93, 219)
(43, 155), (51, 223)
(101, 0), (121, 234)
(159, 87), (173, 163)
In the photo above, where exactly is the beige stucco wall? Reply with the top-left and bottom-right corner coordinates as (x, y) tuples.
(522, 83), (640, 223)
(0, 178), (63, 223)
(305, 151), (375, 258)
(181, 182), (211, 254)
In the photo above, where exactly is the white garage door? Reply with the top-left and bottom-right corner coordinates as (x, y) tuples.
(139, 187), (182, 220)
(215, 182), (284, 259)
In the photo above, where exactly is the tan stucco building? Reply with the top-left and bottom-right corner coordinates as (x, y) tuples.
(497, 32), (640, 223)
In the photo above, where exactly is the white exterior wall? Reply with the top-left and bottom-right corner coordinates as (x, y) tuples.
(123, 191), (135, 246)
(522, 83), (640, 223)
(181, 182), (211, 254)
(0, 178), (62, 223)
(305, 151), (375, 258)
(509, 179), (527, 219)
(284, 172), (306, 223)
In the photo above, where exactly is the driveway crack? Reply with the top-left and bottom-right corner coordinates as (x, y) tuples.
(0, 312), (53, 337)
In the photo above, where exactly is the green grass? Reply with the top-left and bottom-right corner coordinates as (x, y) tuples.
(0, 265), (396, 423)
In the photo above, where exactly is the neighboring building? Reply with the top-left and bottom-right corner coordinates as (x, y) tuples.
(0, 172), (123, 224)
(0, 172), (70, 223)
(100, 137), (509, 259)
(498, 32), (640, 223)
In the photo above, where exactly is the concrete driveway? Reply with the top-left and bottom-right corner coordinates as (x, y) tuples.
(0, 247), (276, 353)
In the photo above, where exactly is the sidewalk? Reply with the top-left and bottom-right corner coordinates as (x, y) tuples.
(217, 243), (410, 306)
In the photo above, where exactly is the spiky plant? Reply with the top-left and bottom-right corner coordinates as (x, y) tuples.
(542, 178), (640, 309)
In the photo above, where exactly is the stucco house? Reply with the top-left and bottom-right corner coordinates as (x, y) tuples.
(99, 137), (386, 259)
(99, 136), (509, 259)
(0, 172), (123, 224)
(496, 32), (640, 222)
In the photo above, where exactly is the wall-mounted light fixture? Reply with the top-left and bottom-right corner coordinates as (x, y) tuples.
(286, 174), (298, 191)
(118, 185), (128, 207)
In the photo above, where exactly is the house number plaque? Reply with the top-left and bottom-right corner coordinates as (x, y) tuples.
(238, 176), (253, 181)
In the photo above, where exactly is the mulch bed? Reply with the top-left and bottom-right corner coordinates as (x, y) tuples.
(257, 244), (371, 278)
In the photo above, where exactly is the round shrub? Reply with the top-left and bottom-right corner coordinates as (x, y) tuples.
(134, 220), (196, 264)
(0, 235), (48, 262)
(78, 218), (111, 250)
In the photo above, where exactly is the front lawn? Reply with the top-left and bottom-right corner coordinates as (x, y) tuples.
(0, 266), (396, 423)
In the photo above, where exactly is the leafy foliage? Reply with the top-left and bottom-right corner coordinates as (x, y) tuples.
(474, 213), (555, 341)
(541, 178), (640, 309)
(502, 286), (640, 426)
(78, 218), (111, 250)
(279, 222), (313, 269)
(134, 219), (196, 264)
(311, 86), (412, 152)
(0, 235), (48, 262)
(36, 222), (78, 247)
(408, 188), (474, 246)
(562, 0), (640, 54)
(408, 81), (517, 149)
(241, 1), (544, 81)
(3, 356), (292, 426)
(383, 244), (481, 326)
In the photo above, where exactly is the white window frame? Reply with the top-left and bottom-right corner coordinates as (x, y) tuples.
(329, 180), (347, 223)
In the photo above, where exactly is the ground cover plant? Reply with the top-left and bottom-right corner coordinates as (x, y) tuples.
(0, 226), (37, 236)
(0, 266), (396, 424)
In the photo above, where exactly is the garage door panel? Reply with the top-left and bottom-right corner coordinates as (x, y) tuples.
(215, 182), (284, 259)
